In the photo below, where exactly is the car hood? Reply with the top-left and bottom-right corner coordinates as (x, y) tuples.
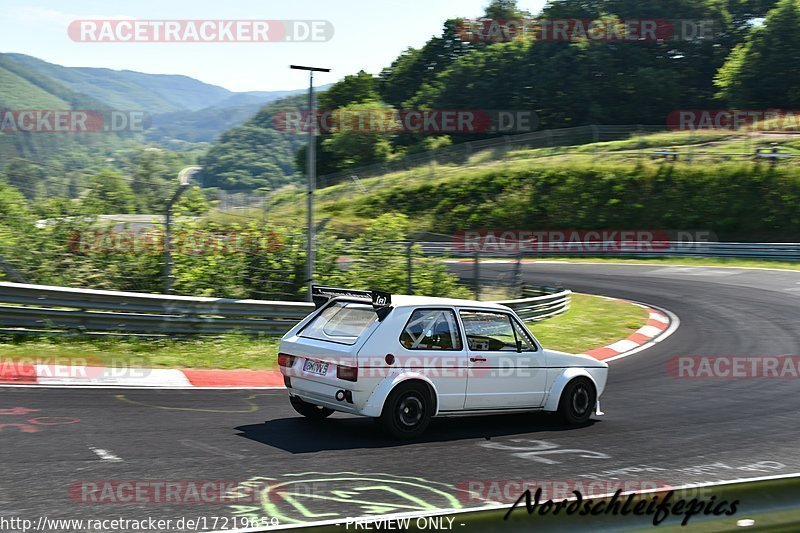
(544, 349), (608, 368)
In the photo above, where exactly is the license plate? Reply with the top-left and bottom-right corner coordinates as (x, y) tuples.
(303, 359), (329, 376)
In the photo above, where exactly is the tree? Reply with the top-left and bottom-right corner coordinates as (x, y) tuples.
(318, 71), (380, 111)
(729, 0), (783, 24)
(82, 169), (137, 214)
(716, 0), (800, 108)
(4, 159), (44, 200)
(403, 0), (734, 130)
(200, 93), (307, 191)
(174, 186), (210, 216)
(319, 213), (469, 298)
(378, 20), (476, 108)
(0, 179), (32, 230)
(0, 179), (36, 282)
(484, 0), (529, 19)
(130, 148), (187, 212)
(320, 101), (395, 170)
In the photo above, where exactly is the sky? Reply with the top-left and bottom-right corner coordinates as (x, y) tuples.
(2, 0), (548, 93)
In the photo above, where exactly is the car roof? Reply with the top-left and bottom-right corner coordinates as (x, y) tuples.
(334, 294), (511, 311)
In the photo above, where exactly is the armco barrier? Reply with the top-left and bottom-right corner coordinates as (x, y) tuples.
(495, 286), (571, 322)
(0, 282), (569, 336)
(0, 282), (313, 336)
(425, 241), (800, 260)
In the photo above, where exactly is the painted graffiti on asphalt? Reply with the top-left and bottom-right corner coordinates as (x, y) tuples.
(0, 407), (80, 433)
(225, 472), (475, 525)
(479, 438), (611, 464)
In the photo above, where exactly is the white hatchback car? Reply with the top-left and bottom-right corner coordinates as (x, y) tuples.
(278, 286), (608, 438)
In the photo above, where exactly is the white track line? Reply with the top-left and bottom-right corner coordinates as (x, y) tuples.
(522, 260), (800, 274)
(179, 439), (246, 460)
(88, 446), (122, 463)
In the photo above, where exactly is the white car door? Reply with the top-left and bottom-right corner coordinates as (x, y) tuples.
(395, 307), (468, 412)
(459, 309), (547, 409)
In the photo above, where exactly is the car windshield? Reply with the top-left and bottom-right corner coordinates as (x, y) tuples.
(300, 301), (377, 345)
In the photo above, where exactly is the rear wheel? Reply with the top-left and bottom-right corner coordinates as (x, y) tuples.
(290, 395), (334, 420)
(557, 378), (596, 425)
(379, 382), (433, 439)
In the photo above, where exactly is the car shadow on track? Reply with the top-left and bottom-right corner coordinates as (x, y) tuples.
(234, 413), (598, 453)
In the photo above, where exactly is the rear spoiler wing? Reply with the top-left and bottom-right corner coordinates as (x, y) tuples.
(311, 285), (393, 320)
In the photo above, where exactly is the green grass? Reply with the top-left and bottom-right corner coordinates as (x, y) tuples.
(0, 334), (282, 371)
(531, 293), (648, 354)
(0, 293), (647, 370)
(256, 129), (800, 239)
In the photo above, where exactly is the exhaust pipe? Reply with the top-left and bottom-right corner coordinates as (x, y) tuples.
(335, 390), (353, 403)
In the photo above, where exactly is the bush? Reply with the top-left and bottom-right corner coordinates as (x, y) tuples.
(335, 160), (800, 240)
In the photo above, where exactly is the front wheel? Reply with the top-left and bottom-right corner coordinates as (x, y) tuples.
(557, 378), (596, 425)
(290, 395), (334, 420)
(379, 383), (433, 439)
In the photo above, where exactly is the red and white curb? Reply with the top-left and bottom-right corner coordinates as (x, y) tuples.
(0, 365), (284, 389)
(0, 302), (676, 388)
(583, 302), (678, 362)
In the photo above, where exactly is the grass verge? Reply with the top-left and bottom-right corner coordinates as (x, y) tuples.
(531, 293), (648, 354)
(0, 293), (649, 370)
(0, 334), (282, 371)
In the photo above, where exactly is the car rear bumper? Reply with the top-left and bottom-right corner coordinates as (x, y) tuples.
(287, 376), (363, 415)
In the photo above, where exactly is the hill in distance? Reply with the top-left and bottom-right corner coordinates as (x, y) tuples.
(0, 52), (331, 142)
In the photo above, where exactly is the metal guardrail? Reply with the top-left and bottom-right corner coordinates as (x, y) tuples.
(423, 241), (800, 260)
(654, 241), (800, 259)
(0, 282), (569, 336)
(496, 286), (571, 322)
(0, 282), (314, 336)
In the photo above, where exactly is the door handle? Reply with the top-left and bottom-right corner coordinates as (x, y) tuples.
(470, 356), (487, 363)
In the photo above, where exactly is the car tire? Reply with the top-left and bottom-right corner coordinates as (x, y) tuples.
(557, 378), (596, 425)
(379, 382), (433, 439)
(290, 395), (334, 420)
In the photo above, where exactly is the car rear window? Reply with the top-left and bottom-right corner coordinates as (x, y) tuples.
(300, 301), (377, 345)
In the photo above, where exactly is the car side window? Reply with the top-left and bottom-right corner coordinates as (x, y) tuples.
(400, 309), (463, 351)
(459, 311), (519, 351)
(510, 318), (538, 352)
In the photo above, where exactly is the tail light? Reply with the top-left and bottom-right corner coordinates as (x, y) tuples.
(278, 353), (296, 368)
(337, 365), (358, 382)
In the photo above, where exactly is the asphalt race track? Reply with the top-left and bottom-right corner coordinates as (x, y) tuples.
(2, 263), (799, 531)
